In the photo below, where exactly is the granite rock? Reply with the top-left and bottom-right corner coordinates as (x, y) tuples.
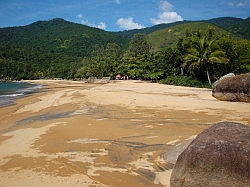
(170, 122), (250, 187)
(212, 73), (250, 102)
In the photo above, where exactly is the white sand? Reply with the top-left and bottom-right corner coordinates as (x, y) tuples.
(83, 81), (250, 119)
(17, 80), (250, 123)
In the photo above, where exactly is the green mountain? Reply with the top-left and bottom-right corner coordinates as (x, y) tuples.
(118, 17), (249, 51)
(147, 22), (230, 51)
(117, 17), (250, 40)
(0, 17), (249, 80)
(0, 18), (128, 56)
(0, 18), (129, 79)
(1, 17), (248, 56)
(204, 17), (250, 39)
(116, 21), (191, 39)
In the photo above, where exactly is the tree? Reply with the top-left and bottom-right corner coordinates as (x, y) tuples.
(128, 33), (151, 57)
(182, 29), (228, 85)
(105, 43), (121, 57)
(218, 37), (250, 74)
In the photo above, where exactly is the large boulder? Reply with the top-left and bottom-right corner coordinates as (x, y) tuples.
(170, 122), (250, 187)
(212, 73), (250, 102)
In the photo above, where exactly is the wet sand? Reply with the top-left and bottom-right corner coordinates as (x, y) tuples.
(0, 80), (249, 187)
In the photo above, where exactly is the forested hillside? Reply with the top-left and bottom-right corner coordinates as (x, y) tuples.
(147, 22), (231, 51)
(0, 18), (128, 53)
(205, 17), (250, 39)
(0, 18), (128, 79)
(117, 17), (250, 40)
(0, 17), (249, 86)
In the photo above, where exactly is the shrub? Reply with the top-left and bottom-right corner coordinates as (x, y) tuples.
(159, 75), (211, 88)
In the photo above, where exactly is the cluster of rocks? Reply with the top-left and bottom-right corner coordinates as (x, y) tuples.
(165, 73), (250, 186)
(212, 73), (250, 103)
(170, 122), (250, 187)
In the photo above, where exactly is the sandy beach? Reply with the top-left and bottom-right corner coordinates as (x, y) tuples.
(0, 80), (249, 187)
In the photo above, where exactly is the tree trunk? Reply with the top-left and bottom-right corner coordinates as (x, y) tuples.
(206, 70), (211, 85)
(181, 67), (184, 75)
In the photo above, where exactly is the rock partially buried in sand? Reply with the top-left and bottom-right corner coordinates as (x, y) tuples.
(212, 73), (250, 102)
(170, 122), (250, 187)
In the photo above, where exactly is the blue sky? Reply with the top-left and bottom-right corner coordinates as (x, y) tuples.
(0, 0), (249, 31)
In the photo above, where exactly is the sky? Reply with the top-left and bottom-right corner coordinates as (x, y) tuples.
(0, 0), (249, 31)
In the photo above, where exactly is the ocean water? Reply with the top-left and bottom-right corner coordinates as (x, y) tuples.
(0, 82), (42, 107)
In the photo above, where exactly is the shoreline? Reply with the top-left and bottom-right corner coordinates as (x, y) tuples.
(0, 80), (249, 187)
(0, 81), (42, 108)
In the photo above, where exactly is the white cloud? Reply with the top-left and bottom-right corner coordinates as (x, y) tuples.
(116, 17), (145, 30)
(159, 0), (172, 11)
(80, 19), (89, 25)
(150, 0), (183, 25)
(77, 13), (83, 19)
(228, 0), (250, 7)
(151, 12), (183, 25)
(97, 22), (107, 30)
(77, 14), (106, 30)
(114, 0), (121, 4)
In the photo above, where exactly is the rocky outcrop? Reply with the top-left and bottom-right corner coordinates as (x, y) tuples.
(170, 122), (250, 187)
(212, 73), (250, 102)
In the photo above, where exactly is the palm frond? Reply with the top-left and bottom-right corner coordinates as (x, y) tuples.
(187, 48), (199, 56)
(209, 56), (228, 64)
(210, 50), (226, 57)
(185, 54), (199, 62)
(189, 61), (200, 71)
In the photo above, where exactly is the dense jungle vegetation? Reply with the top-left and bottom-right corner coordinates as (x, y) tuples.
(0, 17), (249, 87)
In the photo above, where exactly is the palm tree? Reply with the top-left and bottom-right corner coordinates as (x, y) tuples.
(183, 30), (228, 85)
